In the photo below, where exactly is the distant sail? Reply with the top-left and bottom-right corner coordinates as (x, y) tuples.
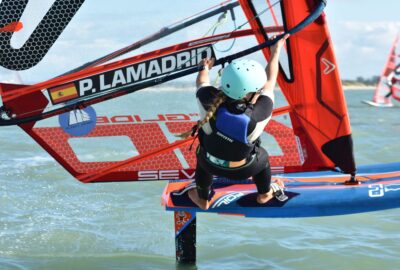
(367, 34), (400, 107)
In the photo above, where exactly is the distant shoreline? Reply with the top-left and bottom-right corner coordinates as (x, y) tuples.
(154, 82), (376, 91)
(342, 85), (375, 90)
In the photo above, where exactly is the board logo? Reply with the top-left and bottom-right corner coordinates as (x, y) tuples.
(212, 192), (244, 208)
(368, 184), (400, 198)
(174, 211), (194, 234)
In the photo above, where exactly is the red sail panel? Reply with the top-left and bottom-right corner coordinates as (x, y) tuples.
(21, 113), (303, 183)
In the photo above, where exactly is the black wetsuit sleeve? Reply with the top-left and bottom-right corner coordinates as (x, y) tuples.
(247, 95), (274, 133)
(252, 95), (273, 121)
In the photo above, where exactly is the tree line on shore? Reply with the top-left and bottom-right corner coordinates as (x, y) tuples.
(342, 75), (380, 86)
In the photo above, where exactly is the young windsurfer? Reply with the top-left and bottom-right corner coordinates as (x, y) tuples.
(177, 34), (289, 210)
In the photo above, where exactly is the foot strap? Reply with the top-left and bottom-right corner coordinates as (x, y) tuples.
(270, 183), (289, 202)
(172, 182), (197, 196)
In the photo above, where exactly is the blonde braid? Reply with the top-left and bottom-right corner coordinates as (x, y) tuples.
(175, 92), (226, 139)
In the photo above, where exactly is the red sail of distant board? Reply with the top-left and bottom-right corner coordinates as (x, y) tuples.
(364, 34), (400, 107)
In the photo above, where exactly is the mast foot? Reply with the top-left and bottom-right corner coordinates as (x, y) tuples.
(344, 173), (360, 185)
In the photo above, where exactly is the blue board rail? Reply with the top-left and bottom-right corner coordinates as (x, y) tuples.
(162, 162), (400, 218)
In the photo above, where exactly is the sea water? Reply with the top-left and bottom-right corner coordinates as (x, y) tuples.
(0, 89), (399, 270)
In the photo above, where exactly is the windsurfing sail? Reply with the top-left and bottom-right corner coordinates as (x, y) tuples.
(0, 0), (356, 184)
(240, 0), (356, 176)
(364, 34), (400, 107)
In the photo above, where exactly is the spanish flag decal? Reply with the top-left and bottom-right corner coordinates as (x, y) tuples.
(48, 83), (79, 104)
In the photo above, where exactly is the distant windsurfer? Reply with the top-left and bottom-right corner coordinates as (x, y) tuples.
(177, 34), (289, 210)
(385, 64), (400, 101)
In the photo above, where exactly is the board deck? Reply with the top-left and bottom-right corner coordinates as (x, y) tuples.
(162, 163), (400, 218)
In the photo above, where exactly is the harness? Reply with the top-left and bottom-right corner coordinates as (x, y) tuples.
(199, 103), (260, 163)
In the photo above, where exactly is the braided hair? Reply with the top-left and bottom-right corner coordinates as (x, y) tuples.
(176, 91), (226, 139)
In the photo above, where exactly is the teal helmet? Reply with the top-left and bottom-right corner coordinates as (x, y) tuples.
(221, 59), (267, 100)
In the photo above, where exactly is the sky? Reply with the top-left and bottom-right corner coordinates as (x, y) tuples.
(0, 0), (399, 84)
(325, 0), (400, 79)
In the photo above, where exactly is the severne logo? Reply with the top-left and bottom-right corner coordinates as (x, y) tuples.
(0, 0), (85, 70)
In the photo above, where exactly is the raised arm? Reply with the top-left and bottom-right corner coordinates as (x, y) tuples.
(250, 34), (289, 104)
(265, 34), (289, 90)
(196, 58), (215, 88)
